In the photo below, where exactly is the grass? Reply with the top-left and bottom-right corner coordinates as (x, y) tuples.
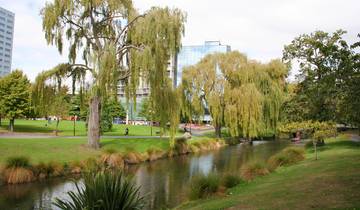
(176, 136), (360, 210)
(0, 119), (167, 136)
(0, 137), (170, 166)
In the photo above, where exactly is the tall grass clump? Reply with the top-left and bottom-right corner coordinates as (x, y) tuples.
(147, 147), (164, 161)
(3, 156), (34, 184)
(34, 162), (63, 179)
(222, 173), (243, 188)
(241, 161), (269, 181)
(100, 148), (124, 169)
(53, 170), (145, 210)
(268, 147), (305, 171)
(189, 173), (220, 200)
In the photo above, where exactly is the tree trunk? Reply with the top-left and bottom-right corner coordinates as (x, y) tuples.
(88, 96), (100, 149)
(0, 115), (2, 126)
(55, 117), (59, 136)
(314, 140), (318, 160)
(9, 118), (14, 132)
(215, 124), (222, 138)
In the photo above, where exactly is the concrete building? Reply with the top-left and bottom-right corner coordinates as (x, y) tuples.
(0, 7), (14, 77)
(176, 41), (231, 86)
(176, 41), (231, 122)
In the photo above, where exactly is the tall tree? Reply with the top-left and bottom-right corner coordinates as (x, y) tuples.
(181, 51), (287, 140)
(220, 52), (287, 139)
(32, 69), (71, 135)
(340, 35), (360, 133)
(180, 54), (226, 137)
(0, 70), (31, 132)
(283, 30), (353, 122)
(41, 0), (185, 148)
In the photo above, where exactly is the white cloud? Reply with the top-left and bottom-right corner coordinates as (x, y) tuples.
(0, 0), (359, 81)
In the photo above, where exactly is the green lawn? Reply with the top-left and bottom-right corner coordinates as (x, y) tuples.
(0, 119), (167, 136)
(0, 137), (170, 166)
(176, 136), (360, 210)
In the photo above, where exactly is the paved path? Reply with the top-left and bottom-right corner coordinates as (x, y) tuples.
(0, 133), (167, 139)
(348, 134), (360, 142)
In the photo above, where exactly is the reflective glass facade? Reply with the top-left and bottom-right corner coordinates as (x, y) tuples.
(176, 41), (231, 86)
(0, 7), (14, 77)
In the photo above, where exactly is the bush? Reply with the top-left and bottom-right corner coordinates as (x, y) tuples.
(241, 161), (269, 181)
(222, 174), (242, 188)
(268, 147), (305, 171)
(189, 173), (220, 200)
(53, 170), (145, 209)
(3, 156), (34, 184)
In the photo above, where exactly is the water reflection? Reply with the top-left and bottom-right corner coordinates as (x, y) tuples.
(0, 140), (289, 210)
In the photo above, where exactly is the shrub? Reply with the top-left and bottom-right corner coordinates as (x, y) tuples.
(241, 161), (269, 181)
(3, 156), (34, 184)
(189, 173), (220, 200)
(53, 170), (145, 209)
(222, 174), (242, 188)
(268, 147), (305, 171)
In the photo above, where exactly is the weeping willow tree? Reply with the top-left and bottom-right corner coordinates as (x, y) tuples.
(181, 51), (288, 140)
(180, 54), (226, 137)
(219, 51), (288, 140)
(41, 0), (185, 148)
(32, 64), (72, 135)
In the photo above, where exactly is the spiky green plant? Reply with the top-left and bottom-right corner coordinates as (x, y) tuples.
(53, 171), (145, 210)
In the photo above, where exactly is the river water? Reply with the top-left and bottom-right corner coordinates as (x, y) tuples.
(0, 140), (289, 210)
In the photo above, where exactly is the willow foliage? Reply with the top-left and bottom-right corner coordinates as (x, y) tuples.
(181, 51), (288, 139)
(41, 0), (186, 147)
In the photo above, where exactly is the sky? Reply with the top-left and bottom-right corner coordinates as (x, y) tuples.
(1, 0), (360, 81)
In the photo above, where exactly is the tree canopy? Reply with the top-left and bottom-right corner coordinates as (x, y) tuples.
(181, 51), (288, 139)
(41, 0), (186, 148)
(283, 30), (360, 132)
(0, 70), (31, 131)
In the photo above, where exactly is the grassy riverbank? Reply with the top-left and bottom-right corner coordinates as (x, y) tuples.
(0, 137), (170, 166)
(0, 119), (164, 136)
(176, 135), (360, 210)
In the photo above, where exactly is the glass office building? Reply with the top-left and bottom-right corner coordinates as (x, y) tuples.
(176, 41), (231, 86)
(0, 7), (14, 77)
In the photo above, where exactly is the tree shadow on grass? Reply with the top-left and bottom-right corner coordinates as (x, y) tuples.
(0, 124), (53, 133)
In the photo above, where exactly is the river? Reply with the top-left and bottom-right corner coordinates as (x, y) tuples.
(0, 140), (289, 210)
